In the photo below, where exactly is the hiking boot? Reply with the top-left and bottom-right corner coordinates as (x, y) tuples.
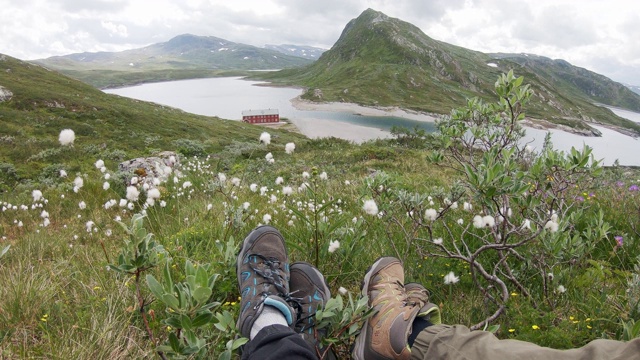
(289, 262), (336, 359)
(352, 257), (420, 360)
(405, 282), (442, 325)
(236, 226), (295, 338)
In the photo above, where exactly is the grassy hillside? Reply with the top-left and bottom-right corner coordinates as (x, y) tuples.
(255, 9), (640, 135)
(0, 52), (639, 358)
(0, 54), (307, 190)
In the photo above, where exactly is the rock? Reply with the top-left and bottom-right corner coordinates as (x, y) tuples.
(0, 85), (13, 102)
(118, 151), (180, 183)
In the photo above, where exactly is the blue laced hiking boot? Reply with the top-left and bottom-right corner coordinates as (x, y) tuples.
(236, 226), (296, 338)
(289, 262), (336, 359)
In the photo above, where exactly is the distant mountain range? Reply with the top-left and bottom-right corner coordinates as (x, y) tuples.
(34, 34), (313, 88)
(264, 44), (326, 60)
(257, 9), (640, 135)
(626, 84), (640, 95)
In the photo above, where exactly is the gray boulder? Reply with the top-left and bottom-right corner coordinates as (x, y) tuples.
(0, 85), (13, 102)
(118, 151), (180, 183)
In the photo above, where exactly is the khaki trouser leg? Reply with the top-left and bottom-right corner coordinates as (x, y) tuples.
(411, 324), (640, 360)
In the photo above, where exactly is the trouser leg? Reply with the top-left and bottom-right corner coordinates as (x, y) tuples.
(241, 324), (318, 360)
(411, 324), (640, 360)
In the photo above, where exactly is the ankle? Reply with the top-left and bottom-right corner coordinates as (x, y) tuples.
(250, 305), (288, 339)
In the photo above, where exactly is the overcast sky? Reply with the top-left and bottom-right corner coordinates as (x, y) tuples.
(1, 0), (639, 85)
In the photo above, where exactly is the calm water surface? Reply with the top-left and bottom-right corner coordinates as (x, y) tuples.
(104, 77), (640, 166)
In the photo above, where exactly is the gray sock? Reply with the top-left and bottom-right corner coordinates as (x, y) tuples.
(250, 305), (288, 339)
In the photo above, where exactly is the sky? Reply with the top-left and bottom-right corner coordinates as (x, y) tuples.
(1, 0), (639, 85)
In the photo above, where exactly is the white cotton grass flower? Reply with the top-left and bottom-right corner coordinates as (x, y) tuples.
(86, 221), (95, 232)
(43, 218), (50, 227)
(126, 186), (140, 202)
(302, 171), (310, 179)
(275, 177), (284, 185)
(131, 177), (139, 185)
(473, 215), (484, 228)
(41, 210), (49, 219)
(338, 287), (348, 295)
(59, 129), (75, 146)
(265, 152), (274, 162)
(482, 215), (496, 228)
(182, 181), (192, 189)
(94, 159), (104, 169)
(463, 202), (472, 211)
(218, 173), (227, 183)
(250, 183), (258, 192)
(544, 220), (559, 233)
(282, 186), (293, 196)
(285, 142), (295, 154)
(32, 190), (43, 202)
(433, 238), (443, 245)
(231, 177), (241, 187)
(59, 169), (67, 178)
(119, 199), (127, 207)
(457, 218), (464, 225)
(319, 172), (328, 180)
(74, 176), (84, 189)
(160, 200), (167, 208)
(424, 208), (438, 221)
(547, 272), (554, 281)
(521, 219), (531, 230)
(444, 272), (460, 285)
(328, 240), (340, 253)
(556, 285), (566, 294)
(260, 186), (268, 196)
(243, 202), (250, 210)
(259, 132), (271, 145)
(78, 201), (86, 210)
(104, 173), (111, 180)
(103, 182), (110, 190)
(207, 204), (213, 211)
(147, 188), (161, 200)
(262, 214), (272, 224)
(363, 199), (379, 216)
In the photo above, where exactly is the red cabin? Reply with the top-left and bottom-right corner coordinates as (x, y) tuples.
(242, 109), (280, 124)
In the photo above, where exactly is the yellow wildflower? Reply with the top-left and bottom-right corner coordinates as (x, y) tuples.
(508, 329), (516, 333)
(532, 325), (540, 330)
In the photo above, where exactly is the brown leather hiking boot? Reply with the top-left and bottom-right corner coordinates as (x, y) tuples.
(405, 282), (442, 325)
(352, 257), (420, 360)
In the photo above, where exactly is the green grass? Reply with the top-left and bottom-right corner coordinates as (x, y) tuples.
(1, 53), (639, 358)
(1, 135), (639, 357)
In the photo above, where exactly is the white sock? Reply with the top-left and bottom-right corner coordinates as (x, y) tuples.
(250, 305), (288, 339)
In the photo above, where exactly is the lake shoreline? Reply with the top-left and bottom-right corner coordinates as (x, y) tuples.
(289, 96), (440, 123)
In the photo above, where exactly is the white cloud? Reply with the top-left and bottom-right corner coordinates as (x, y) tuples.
(101, 21), (128, 37)
(0, 0), (638, 83)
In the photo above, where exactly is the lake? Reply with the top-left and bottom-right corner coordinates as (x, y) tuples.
(104, 77), (640, 166)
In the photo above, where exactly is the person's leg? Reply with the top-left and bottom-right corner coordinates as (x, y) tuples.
(241, 324), (317, 360)
(410, 324), (640, 360)
(352, 257), (422, 360)
(236, 225), (317, 360)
